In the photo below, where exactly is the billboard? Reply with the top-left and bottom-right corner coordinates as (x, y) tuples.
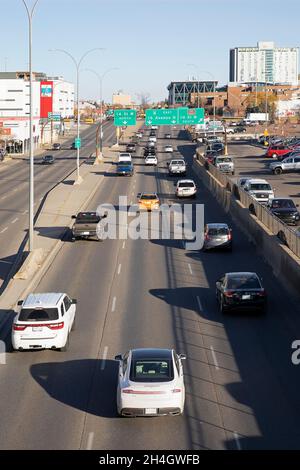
(40, 81), (53, 118)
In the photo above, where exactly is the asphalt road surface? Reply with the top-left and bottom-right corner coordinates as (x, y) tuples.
(0, 120), (116, 288)
(0, 126), (299, 449)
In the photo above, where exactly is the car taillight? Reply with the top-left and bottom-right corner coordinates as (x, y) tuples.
(13, 324), (27, 331)
(122, 389), (135, 394)
(205, 234), (210, 240)
(224, 290), (235, 298)
(47, 322), (64, 330)
(228, 231), (232, 240)
(172, 389), (182, 393)
(257, 289), (266, 297)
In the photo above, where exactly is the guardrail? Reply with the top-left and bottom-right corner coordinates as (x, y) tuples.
(197, 151), (300, 258)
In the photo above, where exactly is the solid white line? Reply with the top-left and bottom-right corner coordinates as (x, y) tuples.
(0, 227), (8, 234)
(196, 295), (203, 312)
(188, 263), (193, 275)
(210, 346), (219, 370)
(111, 296), (116, 312)
(122, 241), (126, 249)
(234, 432), (242, 450)
(117, 263), (122, 275)
(11, 218), (18, 224)
(86, 432), (94, 450)
(100, 346), (109, 371)
(22, 210), (28, 214)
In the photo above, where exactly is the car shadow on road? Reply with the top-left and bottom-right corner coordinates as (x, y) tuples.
(30, 359), (119, 418)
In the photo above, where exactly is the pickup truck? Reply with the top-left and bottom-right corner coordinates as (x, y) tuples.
(71, 212), (107, 241)
(168, 159), (186, 176)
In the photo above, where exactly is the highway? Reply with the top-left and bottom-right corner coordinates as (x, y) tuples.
(0, 126), (300, 450)
(0, 120), (116, 289)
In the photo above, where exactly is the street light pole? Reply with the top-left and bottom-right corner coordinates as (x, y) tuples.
(49, 48), (105, 183)
(22, 0), (40, 253)
(187, 64), (216, 133)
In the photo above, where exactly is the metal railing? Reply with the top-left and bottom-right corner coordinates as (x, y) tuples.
(196, 151), (300, 258)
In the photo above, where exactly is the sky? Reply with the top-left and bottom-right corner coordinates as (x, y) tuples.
(3, 0), (300, 103)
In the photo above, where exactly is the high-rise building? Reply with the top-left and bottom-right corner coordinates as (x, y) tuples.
(230, 42), (299, 86)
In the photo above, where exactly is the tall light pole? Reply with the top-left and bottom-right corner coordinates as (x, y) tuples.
(22, 0), (40, 253)
(187, 64), (216, 134)
(84, 67), (119, 162)
(49, 47), (105, 183)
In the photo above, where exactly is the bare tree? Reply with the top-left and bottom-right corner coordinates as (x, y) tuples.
(136, 92), (151, 108)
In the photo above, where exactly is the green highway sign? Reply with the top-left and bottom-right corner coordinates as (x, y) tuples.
(145, 107), (204, 126)
(145, 108), (178, 126)
(178, 107), (204, 125)
(114, 109), (136, 126)
(48, 112), (61, 122)
(74, 137), (81, 149)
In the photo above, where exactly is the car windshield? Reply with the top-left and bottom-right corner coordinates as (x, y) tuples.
(130, 359), (174, 382)
(250, 184), (271, 191)
(227, 275), (261, 290)
(178, 182), (194, 188)
(217, 158), (232, 163)
(19, 307), (59, 321)
(208, 227), (229, 236)
(140, 194), (157, 200)
(271, 199), (296, 209)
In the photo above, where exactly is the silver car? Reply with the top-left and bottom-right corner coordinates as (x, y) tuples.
(203, 223), (232, 251)
(214, 156), (235, 175)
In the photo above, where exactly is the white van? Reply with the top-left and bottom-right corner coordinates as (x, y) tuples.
(118, 152), (132, 164)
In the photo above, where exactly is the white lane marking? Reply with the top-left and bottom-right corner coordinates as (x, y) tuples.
(117, 264), (122, 275)
(22, 210), (28, 214)
(111, 296), (116, 312)
(86, 432), (94, 450)
(100, 346), (109, 371)
(210, 346), (219, 370)
(188, 263), (193, 275)
(0, 227), (8, 234)
(234, 432), (242, 450)
(122, 241), (126, 249)
(132, 191), (134, 196)
(196, 295), (203, 312)
(11, 218), (18, 224)
(39, 197), (43, 201)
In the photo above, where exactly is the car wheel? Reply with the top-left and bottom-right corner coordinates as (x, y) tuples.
(274, 167), (282, 175)
(60, 335), (69, 352)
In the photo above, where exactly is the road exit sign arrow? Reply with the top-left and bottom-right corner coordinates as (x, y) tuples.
(114, 109), (137, 126)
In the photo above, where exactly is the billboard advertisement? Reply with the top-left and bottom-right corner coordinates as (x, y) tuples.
(40, 81), (53, 118)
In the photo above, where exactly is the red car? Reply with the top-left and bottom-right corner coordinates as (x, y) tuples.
(266, 144), (292, 159)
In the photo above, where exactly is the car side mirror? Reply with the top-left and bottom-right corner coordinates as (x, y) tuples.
(173, 182), (177, 186)
(178, 354), (186, 360)
(166, 162), (169, 166)
(71, 215), (76, 219)
(114, 354), (122, 361)
(296, 204), (299, 207)
(72, 299), (77, 304)
(102, 214), (108, 218)
(17, 300), (23, 306)
(137, 193), (141, 198)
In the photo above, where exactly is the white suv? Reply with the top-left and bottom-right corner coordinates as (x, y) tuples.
(175, 179), (197, 198)
(243, 179), (275, 204)
(12, 293), (76, 351)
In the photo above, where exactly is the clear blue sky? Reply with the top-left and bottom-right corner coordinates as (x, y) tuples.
(3, 0), (300, 103)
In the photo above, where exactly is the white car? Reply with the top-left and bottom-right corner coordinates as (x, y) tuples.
(145, 155), (157, 166)
(118, 152), (132, 163)
(12, 293), (76, 351)
(115, 348), (186, 417)
(243, 178), (275, 204)
(136, 132), (143, 138)
(151, 125), (158, 130)
(175, 179), (197, 198)
(148, 136), (157, 143)
(165, 145), (173, 153)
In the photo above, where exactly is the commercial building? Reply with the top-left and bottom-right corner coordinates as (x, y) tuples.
(230, 42), (299, 86)
(0, 72), (74, 152)
(167, 80), (217, 106)
(112, 92), (132, 106)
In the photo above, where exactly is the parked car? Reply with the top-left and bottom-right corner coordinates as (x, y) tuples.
(243, 178), (275, 204)
(71, 211), (107, 241)
(268, 198), (300, 225)
(269, 155), (300, 174)
(266, 144), (292, 159)
(203, 223), (232, 251)
(175, 179), (197, 198)
(12, 293), (77, 351)
(234, 126), (247, 133)
(216, 272), (267, 314)
(115, 348), (186, 417)
(214, 155), (235, 175)
(52, 143), (61, 150)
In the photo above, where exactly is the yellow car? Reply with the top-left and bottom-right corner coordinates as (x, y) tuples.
(138, 192), (160, 211)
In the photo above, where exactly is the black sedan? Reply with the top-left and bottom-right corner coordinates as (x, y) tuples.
(268, 198), (300, 225)
(126, 143), (136, 153)
(42, 154), (54, 164)
(216, 272), (267, 314)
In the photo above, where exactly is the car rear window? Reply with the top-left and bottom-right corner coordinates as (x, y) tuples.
(172, 160), (185, 165)
(76, 213), (100, 223)
(227, 276), (261, 289)
(250, 184), (271, 191)
(19, 308), (59, 321)
(140, 194), (157, 200)
(271, 199), (295, 209)
(130, 359), (174, 382)
(178, 182), (194, 188)
(208, 227), (229, 236)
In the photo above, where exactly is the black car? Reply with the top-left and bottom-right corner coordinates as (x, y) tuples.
(52, 143), (61, 150)
(268, 198), (300, 225)
(116, 162), (134, 176)
(42, 154), (54, 164)
(144, 147), (156, 157)
(234, 126), (247, 133)
(211, 142), (225, 154)
(126, 143), (136, 153)
(216, 272), (267, 313)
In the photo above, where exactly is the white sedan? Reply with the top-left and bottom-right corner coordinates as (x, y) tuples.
(175, 179), (197, 198)
(165, 145), (173, 153)
(12, 292), (76, 351)
(148, 136), (157, 143)
(145, 155), (157, 166)
(115, 348), (186, 417)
